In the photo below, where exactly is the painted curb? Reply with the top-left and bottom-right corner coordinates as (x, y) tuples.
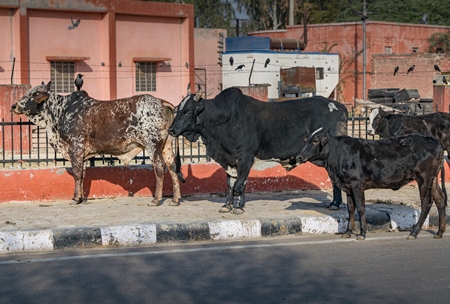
(0, 208), (440, 255)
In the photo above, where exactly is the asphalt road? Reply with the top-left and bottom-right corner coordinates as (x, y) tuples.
(0, 232), (449, 304)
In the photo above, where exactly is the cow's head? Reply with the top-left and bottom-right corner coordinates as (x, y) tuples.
(11, 81), (52, 117)
(168, 90), (204, 142)
(297, 127), (330, 164)
(366, 107), (386, 135)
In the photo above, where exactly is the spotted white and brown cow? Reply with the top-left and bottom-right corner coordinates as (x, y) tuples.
(12, 81), (184, 205)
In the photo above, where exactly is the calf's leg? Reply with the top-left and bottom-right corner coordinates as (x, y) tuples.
(432, 179), (446, 239)
(342, 193), (355, 239)
(408, 180), (434, 240)
(353, 188), (367, 240)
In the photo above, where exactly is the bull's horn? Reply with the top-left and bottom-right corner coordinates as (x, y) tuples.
(194, 89), (203, 102)
(187, 83), (191, 95)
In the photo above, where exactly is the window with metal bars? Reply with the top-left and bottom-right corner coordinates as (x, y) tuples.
(49, 61), (75, 93)
(135, 62), (156, 92)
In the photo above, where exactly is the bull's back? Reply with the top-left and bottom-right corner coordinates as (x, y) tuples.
(252, 97), (347, 158)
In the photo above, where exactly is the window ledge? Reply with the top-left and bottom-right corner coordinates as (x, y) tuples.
(46, 56), (90, 61)
(132, 57), (171, 62)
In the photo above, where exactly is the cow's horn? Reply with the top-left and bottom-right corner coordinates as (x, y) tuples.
(187, 83), (191, 95)
(194, 89), (202, 102)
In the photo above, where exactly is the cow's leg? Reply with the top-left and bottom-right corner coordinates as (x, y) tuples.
(161, 138), (181, 206)
(342, 193), (355, 238)
(431, 178), (446, 239)
(328, 182), (343, 210)
(150, 145), (166, 206)
(353, 187), (367, 240)
(69, 155), (85, 205)
(232, 158), (253, 215)
(219, 174), (235, 213)
(408, 179), (434, 240)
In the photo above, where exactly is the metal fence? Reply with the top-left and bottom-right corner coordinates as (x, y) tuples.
(0, 104), (436, 169)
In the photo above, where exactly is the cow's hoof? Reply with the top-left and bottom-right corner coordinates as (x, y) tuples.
(433, 234), (443, 239)
(148, 199), (162, 207)
(218, 204), (232, 213)
(169, 200), (180, 206)
(327, 202), (341, 210)
(70, 199), (82, 205)
(341, 233), (351, 239)
(356, 235), (366, 240)
(231, 208), (245, 215)
(406, 235), (417, 240)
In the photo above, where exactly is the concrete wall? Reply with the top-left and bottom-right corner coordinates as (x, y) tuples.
(0, 162), (331, 202)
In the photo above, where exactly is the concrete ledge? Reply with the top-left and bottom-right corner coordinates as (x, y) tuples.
(0, 209), (445, 254)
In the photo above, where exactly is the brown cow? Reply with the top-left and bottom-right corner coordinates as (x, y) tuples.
(12, 81), (184, 205)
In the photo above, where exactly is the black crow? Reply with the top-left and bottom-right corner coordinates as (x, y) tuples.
(264, 58), (270, 68)
(74, 74), (84, 91)
(393, 66), (399, 76)
(235, 64), (245, 71)
(229, 57), (234, 66)
(407, 65), (415, 74)
(434, 64), (441, 72)
(68, 18), (80, 30)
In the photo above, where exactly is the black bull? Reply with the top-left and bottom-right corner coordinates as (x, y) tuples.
(298, 128), (447, 240)
(168, 87), (348, 214)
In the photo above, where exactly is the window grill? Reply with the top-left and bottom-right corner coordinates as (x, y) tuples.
(135, 62), (156, 92)
(50, 61), (75, 93)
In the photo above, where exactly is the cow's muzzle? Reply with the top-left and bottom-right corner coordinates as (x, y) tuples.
(168, 127), (177, 137)
(11, 103), (22, 115)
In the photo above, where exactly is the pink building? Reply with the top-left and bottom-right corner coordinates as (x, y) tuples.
(0, 0), (195, 105)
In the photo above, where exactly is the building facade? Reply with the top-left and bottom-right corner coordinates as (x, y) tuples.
(0, 0), (195, 104)
(250, 21), (450, 104)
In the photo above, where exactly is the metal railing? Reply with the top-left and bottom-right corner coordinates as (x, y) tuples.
(0, 104), (438, 169)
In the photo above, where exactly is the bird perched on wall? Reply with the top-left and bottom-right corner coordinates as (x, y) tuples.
(393, 66), (399, 76)
(229, 56), (234, 67)
(434, 64), (441, 72)
(74, 74), (84, 91)
(407, 65), (415, 74)
(235, 64), (245, 71)
(444, 76), (448, 85)
(264, 58), (270, 68)
(68, 18), (80, 30)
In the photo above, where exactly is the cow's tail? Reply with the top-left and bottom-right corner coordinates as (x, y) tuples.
(441, 160), (447, 206)
(174, 136), (186, 183)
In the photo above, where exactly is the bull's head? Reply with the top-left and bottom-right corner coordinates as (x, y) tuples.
(168, 90), (204, 142)
(11, 81), (52, 116)
(297, 127), (330, 164)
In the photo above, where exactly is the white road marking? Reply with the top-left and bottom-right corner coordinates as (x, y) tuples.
(0, 235), (416, 265)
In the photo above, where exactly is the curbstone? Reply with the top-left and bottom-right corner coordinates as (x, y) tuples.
(0, 208), (442, 254)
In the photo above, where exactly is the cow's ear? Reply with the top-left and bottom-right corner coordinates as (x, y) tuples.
(303, 134), (309, 142)
(319, 131), (329, 146)
(45, 81), (52, 91)
(194, 101), (205, 124)
(33, 91), (49, 104)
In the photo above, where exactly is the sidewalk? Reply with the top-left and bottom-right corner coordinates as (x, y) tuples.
(0, 184), (447, 254)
